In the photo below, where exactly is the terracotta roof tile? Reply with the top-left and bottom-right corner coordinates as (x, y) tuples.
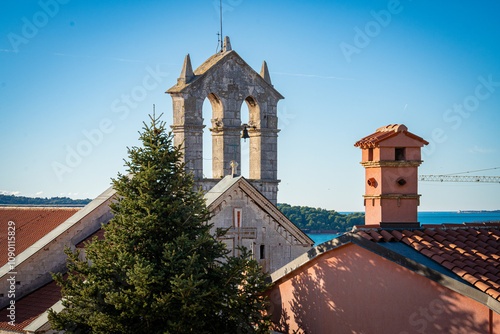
(458, 228), (473, 236)
(464, 259), (478, 269)
(423, 228), (437, 237)
(463, 274), (480, 285)
(486, 266), (500, 276)
(0, 280), (61, 332)
(452, 267), (468, 277)
(477, 234), (490, 242)
(491, 280), (500, 289)
(485, 273), (499, 282)
(488, 253), (500, 261)
(355, 223), (500, 299)
(357, 231), (373, 241)
(441, 253), (455, 262)
(431, 254), (446, 264)
(485, 288), (500, 300)
(487, 239), (499, 248)
(368, 230), (383, 242)
(454, 241), (467, 249)
(0, 207), (80, 267)
(379, 230), (395, 242)
(433, 234), (446, 243)
(412, 229), (425, 238)
(474, 280), (492, 292)
(391, 230), (404, 240)
(476, 247), (490, 256)
(475, 240), (489, 249)
(420, 248), (434, 258)
(412, 243), (426, 252)
(441, 261), (457, 271)
(486, 258), (500, 268)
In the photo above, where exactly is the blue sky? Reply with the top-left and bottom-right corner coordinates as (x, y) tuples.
(1, 0), (499, 211)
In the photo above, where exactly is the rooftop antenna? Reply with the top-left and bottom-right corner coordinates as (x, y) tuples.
(219, 0), (223, 52)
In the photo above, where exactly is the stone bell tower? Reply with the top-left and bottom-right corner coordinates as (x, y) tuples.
(166, 37), (284, 204)
(354, 124), (429, 228)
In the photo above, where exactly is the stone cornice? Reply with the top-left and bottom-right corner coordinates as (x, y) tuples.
(360, 160), (423, 168)
(248, 128), (280, 135)
(170, 124), (205, 131)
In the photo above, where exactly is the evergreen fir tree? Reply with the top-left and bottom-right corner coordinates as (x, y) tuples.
(49, 115), (271, 334)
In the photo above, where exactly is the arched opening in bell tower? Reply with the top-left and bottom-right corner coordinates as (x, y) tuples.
(202, 93), (223, 179)
(240, 100), (250, 177)
(241, 95), (260, 179)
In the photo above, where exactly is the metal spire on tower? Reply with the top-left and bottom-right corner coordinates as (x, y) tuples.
(219, 0), (223, 53)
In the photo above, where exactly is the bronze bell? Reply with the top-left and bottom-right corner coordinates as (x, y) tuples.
(241, 126), (250, 141)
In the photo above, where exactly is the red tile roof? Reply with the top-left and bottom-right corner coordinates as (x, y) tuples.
(0, 280), (62, 332)
(0, 207), (81, 267)
(354, 124), (429, 148)
(355, 222), (500, 301)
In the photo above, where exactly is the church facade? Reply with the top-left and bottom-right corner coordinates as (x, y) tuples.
(166, 36), (313, 272)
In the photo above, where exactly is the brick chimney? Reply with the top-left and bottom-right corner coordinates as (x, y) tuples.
(355, 124), (429, 228)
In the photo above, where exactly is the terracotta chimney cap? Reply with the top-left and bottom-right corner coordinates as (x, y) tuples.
(376, 124), (408, 133)
(354, 124), (428, 148)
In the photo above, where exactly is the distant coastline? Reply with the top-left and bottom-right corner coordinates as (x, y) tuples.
(457, 210), (500, 213)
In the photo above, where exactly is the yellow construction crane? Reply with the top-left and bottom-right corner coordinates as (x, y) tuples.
(419, 167), (500, 183)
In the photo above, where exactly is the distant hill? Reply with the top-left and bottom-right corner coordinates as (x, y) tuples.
(0, 194), (92, 207)
(277, 203), (365, 233)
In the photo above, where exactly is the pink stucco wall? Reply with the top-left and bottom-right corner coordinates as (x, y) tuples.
(268, 243), (495, 334)
(380, 199), (419, 223)
(364, 167), (418, 194)
(364, 164), (419, 224)
(365, 197), (382, 225)
(365, 198), (418, 224)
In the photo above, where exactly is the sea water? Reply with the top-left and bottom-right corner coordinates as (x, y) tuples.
(307, 211), (500, 246)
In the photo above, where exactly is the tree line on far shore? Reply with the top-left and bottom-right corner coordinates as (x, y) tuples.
(0, 195), (365, 233)
(0, 194), (92, 206)
(278, 203), (365, 233)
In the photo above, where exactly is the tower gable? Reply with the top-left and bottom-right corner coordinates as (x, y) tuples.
(167, 50), (284, 100)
